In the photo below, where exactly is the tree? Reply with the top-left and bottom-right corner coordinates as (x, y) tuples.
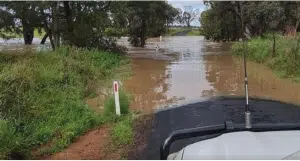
(181, 6), (199, 27)
(199, 1), (296, 42)
(38, 2), (55, 48)
(0, 1), (178, 51)
(0, 1), (124, 52)
(165, 5), (180, 33)
(200, 2), (242, 41)
(127, 1), (179, 47)
(0, 3), (21, 40)
(110, 1), (129, 27)
(263, 2), (284, 56)
(281, 2), (300, 37)
(176, 8), (183, 24)
(0, 2), (43, 44)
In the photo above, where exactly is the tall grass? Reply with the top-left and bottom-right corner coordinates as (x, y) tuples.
(104, 91), (130, 116)
(111, 114), (133, 145)
(0, 47), (128, 159)
(232, 35), (300, 81)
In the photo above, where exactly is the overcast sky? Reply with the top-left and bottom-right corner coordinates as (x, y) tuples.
(167, 0), (206, 26)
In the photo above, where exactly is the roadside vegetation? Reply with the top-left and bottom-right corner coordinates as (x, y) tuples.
(232, 35), (300, 81)
(102, 90), (135, 159)
(200, 1), (300, 81)
(0, 1), (203, 159)
(0, 1), (183, 159)
(0, 47), (129, 159)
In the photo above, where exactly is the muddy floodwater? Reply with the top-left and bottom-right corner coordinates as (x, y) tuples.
(2, 37), (300, 113)
(123, 36), (300, 113)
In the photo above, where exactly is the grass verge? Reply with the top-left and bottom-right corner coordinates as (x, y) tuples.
(0, 46), (129, 159)
(97, 91), (135, 159)
(103, 91), (133, 146)
(232, 34), (300, 81)
(112, 115), (133, 146)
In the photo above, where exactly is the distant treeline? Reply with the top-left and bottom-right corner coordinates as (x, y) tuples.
(0, 1), (202, 49)
(200, 1), (300, 42)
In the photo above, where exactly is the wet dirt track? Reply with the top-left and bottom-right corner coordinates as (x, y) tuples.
(121, 36), (300, 159)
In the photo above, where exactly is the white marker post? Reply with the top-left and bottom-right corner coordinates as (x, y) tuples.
(113, 81), (121, 116)
(160, 36), (162, 42)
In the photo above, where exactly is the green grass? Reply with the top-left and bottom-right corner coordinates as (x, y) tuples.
(111, 114), (133, 146)
(232, 34), (300, 81)
(103, 91), (130, 122)
(166, 28), (201, 36)
(102, 90), (134, 158)
(0, 46), (129, 159)
(103, 90), (134, 146)
(34, 29), (46, 39)
(187, 29), (201, 36)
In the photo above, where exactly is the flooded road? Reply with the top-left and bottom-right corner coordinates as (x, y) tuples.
(2, 36), (300, 113)
(0, 38), (51, 52)
(124, 36), (300, 113)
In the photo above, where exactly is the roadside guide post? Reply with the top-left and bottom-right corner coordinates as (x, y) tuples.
(113, 81), (121, 116)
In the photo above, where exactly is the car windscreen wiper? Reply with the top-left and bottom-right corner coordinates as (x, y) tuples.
(160, 121), (300, 160)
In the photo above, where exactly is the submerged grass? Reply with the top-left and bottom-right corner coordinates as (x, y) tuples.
(232, 34), (300, 81)
(0, 46), (129, 159)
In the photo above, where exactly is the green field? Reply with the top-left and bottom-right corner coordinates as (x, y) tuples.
(166, 27), (201, 36)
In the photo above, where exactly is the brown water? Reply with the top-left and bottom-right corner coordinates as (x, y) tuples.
(123, 36), (300, 113)
(3, 36), (300, 113)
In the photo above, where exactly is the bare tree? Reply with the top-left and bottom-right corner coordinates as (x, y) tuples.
(182, 6), (199, 27)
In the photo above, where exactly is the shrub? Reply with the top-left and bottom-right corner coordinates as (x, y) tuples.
(0, 120), (26, 159)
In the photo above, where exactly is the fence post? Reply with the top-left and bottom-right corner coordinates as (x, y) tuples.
(113, 81), (121, 116)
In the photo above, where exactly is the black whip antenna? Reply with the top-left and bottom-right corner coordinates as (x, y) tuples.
(240, 2), (251, 128)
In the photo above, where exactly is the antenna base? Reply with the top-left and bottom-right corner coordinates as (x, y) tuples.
(245, 111), (251, 128)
